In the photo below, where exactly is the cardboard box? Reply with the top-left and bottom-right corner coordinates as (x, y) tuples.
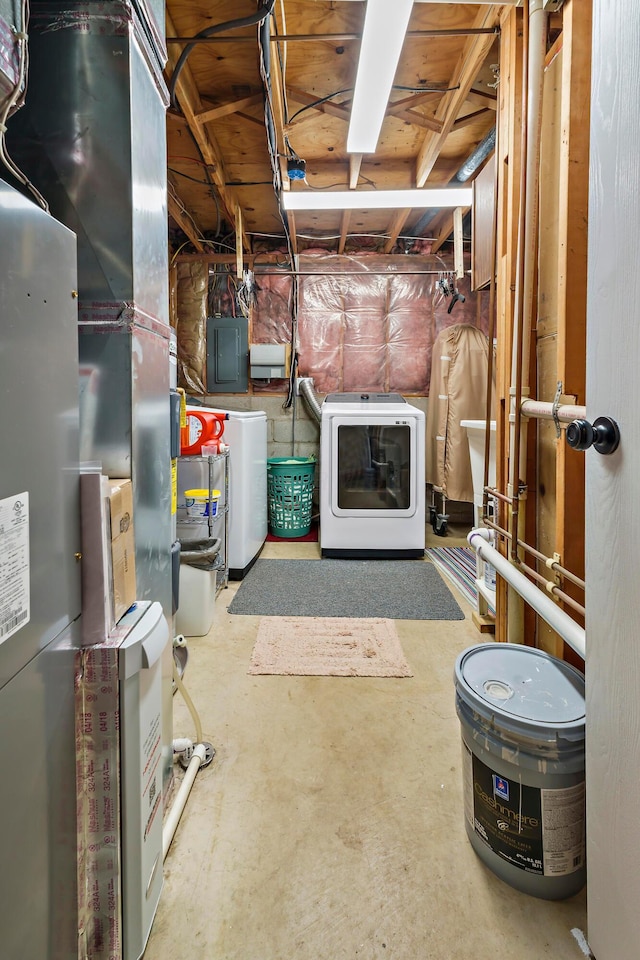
(107, 480), (136, 623)
(80, 471), (115, 646)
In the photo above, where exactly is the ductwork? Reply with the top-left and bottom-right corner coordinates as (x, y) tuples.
(409, 126), (496, 240)
(298, 378), (323, 422)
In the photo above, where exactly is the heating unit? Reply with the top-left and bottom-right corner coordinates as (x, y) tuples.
(320, 393), (425, 558)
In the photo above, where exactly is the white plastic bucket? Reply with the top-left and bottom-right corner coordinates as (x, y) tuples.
(454, 643), (586, 900)
(184, 488), (220, 519)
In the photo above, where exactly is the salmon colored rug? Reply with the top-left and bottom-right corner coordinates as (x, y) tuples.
(248, 616), (412, 677)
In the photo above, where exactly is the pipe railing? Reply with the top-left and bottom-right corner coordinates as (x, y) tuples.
(468, 528), (586, 660)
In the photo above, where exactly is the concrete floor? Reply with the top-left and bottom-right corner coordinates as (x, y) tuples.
(147, 526), (587, 960)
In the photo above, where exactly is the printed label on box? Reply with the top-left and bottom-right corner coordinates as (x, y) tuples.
(0, 491), (30, 643)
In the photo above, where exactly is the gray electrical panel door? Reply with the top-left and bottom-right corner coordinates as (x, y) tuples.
(207, 315), (248, 393)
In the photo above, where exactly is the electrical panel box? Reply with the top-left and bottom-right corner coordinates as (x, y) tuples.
(206, 316), (248, 393)
(249, 343), (290, 380)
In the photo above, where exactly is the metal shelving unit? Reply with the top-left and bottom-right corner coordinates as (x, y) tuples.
(177, 450), (229, 593)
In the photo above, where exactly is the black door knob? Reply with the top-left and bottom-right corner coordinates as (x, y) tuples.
(566, 416), (620, 455)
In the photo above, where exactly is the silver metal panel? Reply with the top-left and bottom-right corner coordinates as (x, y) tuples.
(0, 181), (81, 688)
(0, 616), (79, 959)
(6, 2), (169, 318)
(131, 36), (169, 322)
(78, 323), (172, 615)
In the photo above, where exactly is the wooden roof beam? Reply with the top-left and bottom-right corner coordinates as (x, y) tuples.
(268, 17), (297, 255)
(338, 211), (351, 254)
(381, 5), (500, 250)
(416, 6), (502, 187)
(452, 107), (493, 130)
(165, 9), (250, 251)
(349, 155), (363, 190)
(167, 182), (205, 252)
(383, 209), (412, 254)
(195, 93), (263, 125)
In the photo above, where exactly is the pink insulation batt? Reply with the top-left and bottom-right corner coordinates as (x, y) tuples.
(251, 253), (489, 396)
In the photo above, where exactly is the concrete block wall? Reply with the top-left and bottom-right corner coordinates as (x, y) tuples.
(207, 392), (429, 519)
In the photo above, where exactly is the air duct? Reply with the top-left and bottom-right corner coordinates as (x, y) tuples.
(298, 378), (323, 422)
(409, 126), (496, 240)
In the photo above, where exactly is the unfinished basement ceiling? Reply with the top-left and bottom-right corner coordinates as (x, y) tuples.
(165, 1), (504, 255)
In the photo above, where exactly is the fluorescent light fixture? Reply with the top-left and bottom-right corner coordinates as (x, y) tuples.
(282, 187), (473, 211)
(347, 0), (414, 154)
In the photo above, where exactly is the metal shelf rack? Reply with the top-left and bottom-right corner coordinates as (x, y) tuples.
(177, 449), (229, 593)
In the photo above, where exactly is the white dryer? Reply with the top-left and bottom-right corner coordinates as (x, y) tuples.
(320, 393), (425, 558)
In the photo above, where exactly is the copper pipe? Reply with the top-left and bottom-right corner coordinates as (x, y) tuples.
(485, 486), (513, 505)
(483, 518), (512, 541)
(513, 559), (586, 617)
(515, 540), (586, 590)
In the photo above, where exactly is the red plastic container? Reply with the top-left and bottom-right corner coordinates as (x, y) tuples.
(181, 410), (228, 456)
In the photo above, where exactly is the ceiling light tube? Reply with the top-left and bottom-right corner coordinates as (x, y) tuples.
(282, 187), (473, 211)
(347, 0), (414, 154)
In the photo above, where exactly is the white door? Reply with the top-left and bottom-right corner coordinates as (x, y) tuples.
(586, 2), (640, 957)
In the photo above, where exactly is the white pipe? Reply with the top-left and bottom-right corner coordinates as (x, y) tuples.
(468, 528), (586, 660)
(521, 399), (586, 424)
(163, 742), (207, 860)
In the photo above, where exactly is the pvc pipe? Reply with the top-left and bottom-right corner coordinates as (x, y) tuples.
(521, 399), (587, 424)
(173, 660), (203, 745)
(163, 742), (207, 860)
(468, 528), (586, 660)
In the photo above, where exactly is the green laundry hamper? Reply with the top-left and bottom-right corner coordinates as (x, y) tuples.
(267, 457), (316, 538)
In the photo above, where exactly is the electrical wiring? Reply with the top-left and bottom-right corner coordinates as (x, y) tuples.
(256, 9), (299, 410)
(168, 0), (276, 109)
(0, 0), (49, 211)
(167, 155), (214, 167)
(286, 83), (460, 125)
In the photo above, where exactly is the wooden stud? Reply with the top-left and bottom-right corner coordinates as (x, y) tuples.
(235, 204), (244, 279)
(349, 155), (363, 190)
(338, 211), (351, 254)
(453, 206), (464, 279)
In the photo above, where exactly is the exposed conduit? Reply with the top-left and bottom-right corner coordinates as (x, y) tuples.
(468, 528), (585, 660)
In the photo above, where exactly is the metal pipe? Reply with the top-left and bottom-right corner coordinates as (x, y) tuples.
(165, 28), (500, 43)
(521, 398), (587, 423)
(516, 539), (586, 590)
(514, 558), (586, 616)
(468, 528), (585, 659)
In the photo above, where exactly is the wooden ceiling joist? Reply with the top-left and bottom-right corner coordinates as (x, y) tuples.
(349, 155), (363, 190)
(452, 107), (493, 130)
(338, 211), (351, 254)
(167, 182), (205, 252)
(195, 93), (263, 126)
(380, 5), (501, 251)
(165, 9), (250, 251)
(416, 6), (502, 187)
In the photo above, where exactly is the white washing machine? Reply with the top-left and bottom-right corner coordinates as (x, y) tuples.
(186, 405), (267, 579)
(320, 393), (425, 558)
